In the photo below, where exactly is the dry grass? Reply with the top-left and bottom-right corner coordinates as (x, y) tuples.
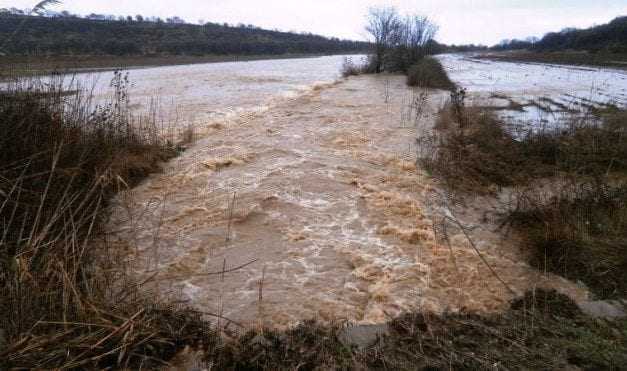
(0, 73), (216, 369)
(420, 92), (627, 300)
(505, 184), (627, 300)
(193, 290), (627, 370)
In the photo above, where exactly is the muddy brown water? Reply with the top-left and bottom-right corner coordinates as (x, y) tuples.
(107, 70), (588, 329)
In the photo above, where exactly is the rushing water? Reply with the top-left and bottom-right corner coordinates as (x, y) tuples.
(57, 55), (364, 127)
(102, 54), (599, 329)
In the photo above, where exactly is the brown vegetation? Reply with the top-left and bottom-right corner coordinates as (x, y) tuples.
(340, 56), (372, 77)
(196, 290), (626, 370)
(360, 6), (439, 79)
(420, 91), (627, 300)
(0, 73), (216, 369)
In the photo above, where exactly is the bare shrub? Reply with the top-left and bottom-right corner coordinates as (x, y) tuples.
(365, 6), (401, 73)
(365, 6), (439, 74)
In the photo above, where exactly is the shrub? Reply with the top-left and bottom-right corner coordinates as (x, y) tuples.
(340, 56), (375, 77)
(420, 102), (534, 191)
(406, 57), (455, 90)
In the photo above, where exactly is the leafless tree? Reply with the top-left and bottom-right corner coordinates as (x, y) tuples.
(390, 15), (439, 71)
(365, 6), (439, 73)
(365, 6), (401, 73)
(403, 15), (438, 59)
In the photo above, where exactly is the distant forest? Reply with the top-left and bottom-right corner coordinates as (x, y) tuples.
(0, 11), (370, 57)
(494, 16), (627, 53)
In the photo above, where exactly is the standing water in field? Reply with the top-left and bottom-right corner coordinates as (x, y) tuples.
(438, 54), (627, 131)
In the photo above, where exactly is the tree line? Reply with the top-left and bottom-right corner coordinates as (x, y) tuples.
(494, 16), (627, 53)
(0, 12), (370, 57)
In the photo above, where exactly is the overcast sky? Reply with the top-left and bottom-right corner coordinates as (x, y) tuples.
(2, 0), (626, 45)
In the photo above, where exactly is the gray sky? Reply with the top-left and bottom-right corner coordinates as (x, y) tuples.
(2, 0), (626, 45)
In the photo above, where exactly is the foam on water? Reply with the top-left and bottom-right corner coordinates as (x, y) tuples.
(106, 71), (591, 329)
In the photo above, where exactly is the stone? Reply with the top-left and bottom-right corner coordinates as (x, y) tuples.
(577, 300), (627, 319)
(338, 324), (389, 349)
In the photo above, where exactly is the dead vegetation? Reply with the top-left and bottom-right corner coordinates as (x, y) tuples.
(0, 73), (216, 369)
(193, 290), (626, 370)
(419, 89), (627, 301)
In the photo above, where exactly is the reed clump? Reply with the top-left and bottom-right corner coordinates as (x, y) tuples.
(420, 90), (627, 300)
(0, 73), (215, 369)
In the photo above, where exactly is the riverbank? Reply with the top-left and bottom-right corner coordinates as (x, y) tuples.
(476, 50), (627, 70)
(0, 52), (365, 78)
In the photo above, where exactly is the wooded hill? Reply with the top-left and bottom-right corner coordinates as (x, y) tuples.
(0, 13), (370, 56)
(495, 16), (627, 53)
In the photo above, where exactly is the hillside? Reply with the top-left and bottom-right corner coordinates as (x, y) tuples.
(0, 13), (370, 57)
(482, 16), (627, 68)
(494, 16), (627, 53)
(537, 16), (627, 53)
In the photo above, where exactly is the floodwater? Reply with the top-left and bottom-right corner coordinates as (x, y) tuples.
(103, 54), (597, 329)
(438, 54), (627, 129)
(60, 55), (366, 128)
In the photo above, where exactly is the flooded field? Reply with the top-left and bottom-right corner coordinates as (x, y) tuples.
(438, 54), (627, 130)
(99, 54), (615, 329)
